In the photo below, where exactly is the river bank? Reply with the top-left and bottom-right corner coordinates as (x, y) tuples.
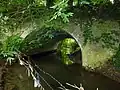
(95, 62), (120, 83)
(0, 61), (6, 90)
(1, 55), (120, 90)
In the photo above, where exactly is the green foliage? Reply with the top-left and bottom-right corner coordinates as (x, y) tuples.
(57, 38), (79, 65)
(91, 0), (110, 5)
(112, 45), (120, 69)
(0, 35), (23, 64)
(77, 0), (111, 5)
(0, 13), (9, 39)
(80, 0), (91, 5)
(0, 0), (119, 62)
(99, 31), (119, 49)
(82, 20), (119, 50)
(0, 12), (23, 42)
(83, 20), (94, 45)
(50, 0), (73, 23)
(35, 0), (46, 6)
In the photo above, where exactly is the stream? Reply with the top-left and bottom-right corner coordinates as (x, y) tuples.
(4, 53), (120, 90)
(31, 53), (120, 90)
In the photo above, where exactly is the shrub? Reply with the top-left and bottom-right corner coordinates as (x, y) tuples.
(0, 35), (23, 64)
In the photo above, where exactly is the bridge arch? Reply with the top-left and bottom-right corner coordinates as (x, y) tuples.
(22, 27), (83, 65)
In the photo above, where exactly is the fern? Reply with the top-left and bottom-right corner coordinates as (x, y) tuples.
(0, 35), (23, 64)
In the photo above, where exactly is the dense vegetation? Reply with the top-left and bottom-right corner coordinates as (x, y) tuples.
(0, 0), (120, 64)
(0, 0), (120, 89)
(57, 38), (80, 65)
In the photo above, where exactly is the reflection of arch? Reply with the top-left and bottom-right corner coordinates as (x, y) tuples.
(22, 27), (83, 65)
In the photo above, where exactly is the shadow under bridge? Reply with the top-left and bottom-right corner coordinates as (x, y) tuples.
(22, 27), (82, 65)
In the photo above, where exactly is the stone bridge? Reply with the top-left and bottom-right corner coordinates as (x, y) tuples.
(21, 20), (120, 69)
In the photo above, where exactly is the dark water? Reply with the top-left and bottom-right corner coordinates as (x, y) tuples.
(32, 53), (120, 90)
(4, 53), (120, 90)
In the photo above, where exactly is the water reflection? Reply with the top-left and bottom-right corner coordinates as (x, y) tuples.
(32, 53), (120, 90)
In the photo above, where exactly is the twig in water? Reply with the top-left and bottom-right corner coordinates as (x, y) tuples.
(34, 63), (67, 90)
(59, 83), (85, 90)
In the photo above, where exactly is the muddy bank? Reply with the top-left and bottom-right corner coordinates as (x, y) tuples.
(1, 54), (120, 90)
(96, 64), (120, 83)
(86, 61), (120, 84)
(4, 63), (40, 90)
(0, 61), (6, 90)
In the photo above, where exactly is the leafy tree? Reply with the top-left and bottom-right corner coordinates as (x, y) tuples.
(50, 0), (73, 23)
(46, 0), (55, 7)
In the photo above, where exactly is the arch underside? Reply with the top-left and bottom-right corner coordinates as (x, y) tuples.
(22, 28), (82, 65)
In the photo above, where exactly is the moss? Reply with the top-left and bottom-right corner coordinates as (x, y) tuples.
(82, 42), (115, 69)
(57, 38), (79, 65)
(112, 45), (120, 69)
